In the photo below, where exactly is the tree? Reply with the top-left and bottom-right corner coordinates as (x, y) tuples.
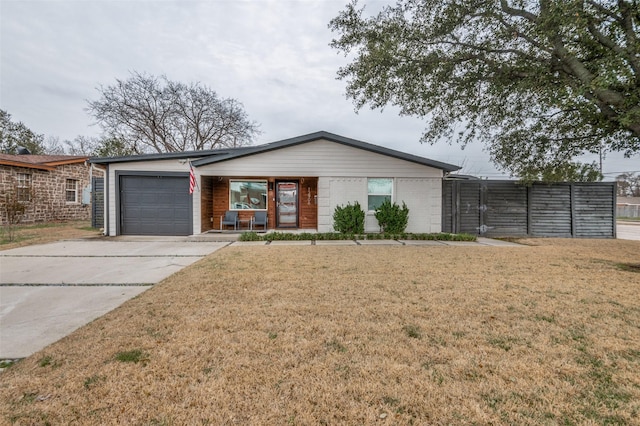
(0, 177), (35, 241)
(92, 137), (137, 157)
(330, 1), (640, 180)
(0, 109), (46, 154)
(87, 73), (260, 154)
(616, 172), (640, 196)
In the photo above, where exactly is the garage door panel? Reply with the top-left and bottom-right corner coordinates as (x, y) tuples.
(119, 175), (192, 235)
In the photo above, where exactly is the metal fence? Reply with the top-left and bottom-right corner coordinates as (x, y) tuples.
(442, 180), (616, 238)
(617, 204), (640, 218)
(91, 177), (104, 229)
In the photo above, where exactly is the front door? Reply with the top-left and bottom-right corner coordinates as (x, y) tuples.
(276, 181), (298, 228)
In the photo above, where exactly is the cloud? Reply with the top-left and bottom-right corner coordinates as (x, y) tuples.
(1, 0), (637, 177)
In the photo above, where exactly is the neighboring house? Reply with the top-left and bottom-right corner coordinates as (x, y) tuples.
(617, 196), (640, 218)
(89, 131), (460, 236)
(0, 153), (97, 224)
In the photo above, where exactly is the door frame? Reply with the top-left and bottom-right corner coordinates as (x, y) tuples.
(275, 180), (299, 228)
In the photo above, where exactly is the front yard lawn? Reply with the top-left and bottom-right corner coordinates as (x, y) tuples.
(0, 221), (100, 250)
(1, 238), (639, 424)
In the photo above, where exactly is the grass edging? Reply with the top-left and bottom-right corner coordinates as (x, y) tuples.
(239, 231), (476, 242)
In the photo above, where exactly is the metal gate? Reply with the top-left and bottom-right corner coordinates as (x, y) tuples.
(91, 177), (104, 229)
(443, 180), (616, 238)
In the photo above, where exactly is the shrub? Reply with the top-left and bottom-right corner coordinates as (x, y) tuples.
(333, 202), (365, 234)
(374, 199), (409, 234)
(239, 231), (261, 241)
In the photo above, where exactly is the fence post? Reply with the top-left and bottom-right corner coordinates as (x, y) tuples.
(570, 183), (577, 237)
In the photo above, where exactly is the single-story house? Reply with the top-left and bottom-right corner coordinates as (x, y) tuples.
(0, 153), (98, 224)
(89, 131), (460, 236)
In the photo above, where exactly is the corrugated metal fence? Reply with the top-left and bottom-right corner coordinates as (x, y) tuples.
(91, 177), (104, 229)
(442, 180), (616, 238)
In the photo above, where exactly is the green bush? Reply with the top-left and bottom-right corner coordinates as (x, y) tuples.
(239, 231), (262, 241)
(374, 199), (409, 234)
(333, 202), (365, 234)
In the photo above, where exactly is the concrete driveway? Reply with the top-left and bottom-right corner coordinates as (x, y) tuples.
(0, 238), (229, 359)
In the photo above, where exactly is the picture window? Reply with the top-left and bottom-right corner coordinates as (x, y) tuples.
(229, 180), (267, 210)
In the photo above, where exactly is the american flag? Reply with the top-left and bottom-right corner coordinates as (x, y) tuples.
(189, 162), (197, 194)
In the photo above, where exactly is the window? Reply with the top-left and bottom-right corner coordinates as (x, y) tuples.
(368, 178), (393, 211)
(229, 180), (267, 210)
(17, 173), (32, 202)
(66, 179), (78, 203)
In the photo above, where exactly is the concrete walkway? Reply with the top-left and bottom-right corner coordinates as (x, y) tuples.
(617, 222), (640, 241)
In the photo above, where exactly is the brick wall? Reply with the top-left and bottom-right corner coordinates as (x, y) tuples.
(0, 163), (97, 224)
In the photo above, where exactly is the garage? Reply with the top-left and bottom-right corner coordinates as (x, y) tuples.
(118, 173), (192, 235)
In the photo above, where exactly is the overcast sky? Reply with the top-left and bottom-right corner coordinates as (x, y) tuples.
(1, 0), (638, 179)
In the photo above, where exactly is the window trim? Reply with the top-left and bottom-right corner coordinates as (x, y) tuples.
(228, 179), (268, 211)
(367, 177), (393, 212)
(65, 179), (79, 203)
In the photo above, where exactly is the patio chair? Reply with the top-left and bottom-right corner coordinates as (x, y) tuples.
(251, 211), (268, 231)
(220, 211), (239, 230)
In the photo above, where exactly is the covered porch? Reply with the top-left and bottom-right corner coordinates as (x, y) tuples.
(199, 176), (318, 232)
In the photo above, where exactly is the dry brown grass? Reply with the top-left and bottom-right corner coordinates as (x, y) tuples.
(1, 239), (639, 425)
(0, 221), (100, 251)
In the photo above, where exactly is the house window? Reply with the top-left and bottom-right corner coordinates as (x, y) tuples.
(229, 180), (267, 210)
(66, 179), (78, 203)
(17, 173), (32, 202)
(368, 178), (393, 211)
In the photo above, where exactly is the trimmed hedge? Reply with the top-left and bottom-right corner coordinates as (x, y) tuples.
(238, 231), (476, 242)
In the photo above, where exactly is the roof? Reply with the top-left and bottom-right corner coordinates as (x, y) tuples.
(618, 196), (640, 205)
(90, 131), (461, 172)
(89, 147), (242, 165)
(0, 154), (88, 171)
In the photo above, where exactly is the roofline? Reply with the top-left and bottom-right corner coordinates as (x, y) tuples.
(88, 148), (236, 164)
(87, 131), (461, 172)
(44, 158), (88, 166)
(192, 131), (461, 172)
(0, 160), (55, 171)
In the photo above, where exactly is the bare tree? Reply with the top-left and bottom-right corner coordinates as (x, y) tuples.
(0, 178), (35, 242)
(87, 73), (260, 154)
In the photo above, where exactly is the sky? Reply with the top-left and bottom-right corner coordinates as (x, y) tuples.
(1, 0), (638, 179)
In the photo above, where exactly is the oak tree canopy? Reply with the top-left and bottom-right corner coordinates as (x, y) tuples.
(330, 0), (640, 180)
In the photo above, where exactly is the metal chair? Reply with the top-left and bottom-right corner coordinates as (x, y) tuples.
(220, 211), (239, 230)
(251, 211), (267, 231)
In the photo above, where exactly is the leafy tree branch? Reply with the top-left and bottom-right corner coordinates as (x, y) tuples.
(330, 0), (640, 180)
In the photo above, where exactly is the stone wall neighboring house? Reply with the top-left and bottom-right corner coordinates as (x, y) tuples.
(0, 154), (101, 224)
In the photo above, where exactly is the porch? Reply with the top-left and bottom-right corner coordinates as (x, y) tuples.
(199, 176), (318, 233)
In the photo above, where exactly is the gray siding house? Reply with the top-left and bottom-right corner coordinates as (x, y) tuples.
(90, 131), (460, 236)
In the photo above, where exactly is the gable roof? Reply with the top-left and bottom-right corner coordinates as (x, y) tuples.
(89, 131), (460, 172)
(0, 154), (88, 171)
(192, 131), (461, 172)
